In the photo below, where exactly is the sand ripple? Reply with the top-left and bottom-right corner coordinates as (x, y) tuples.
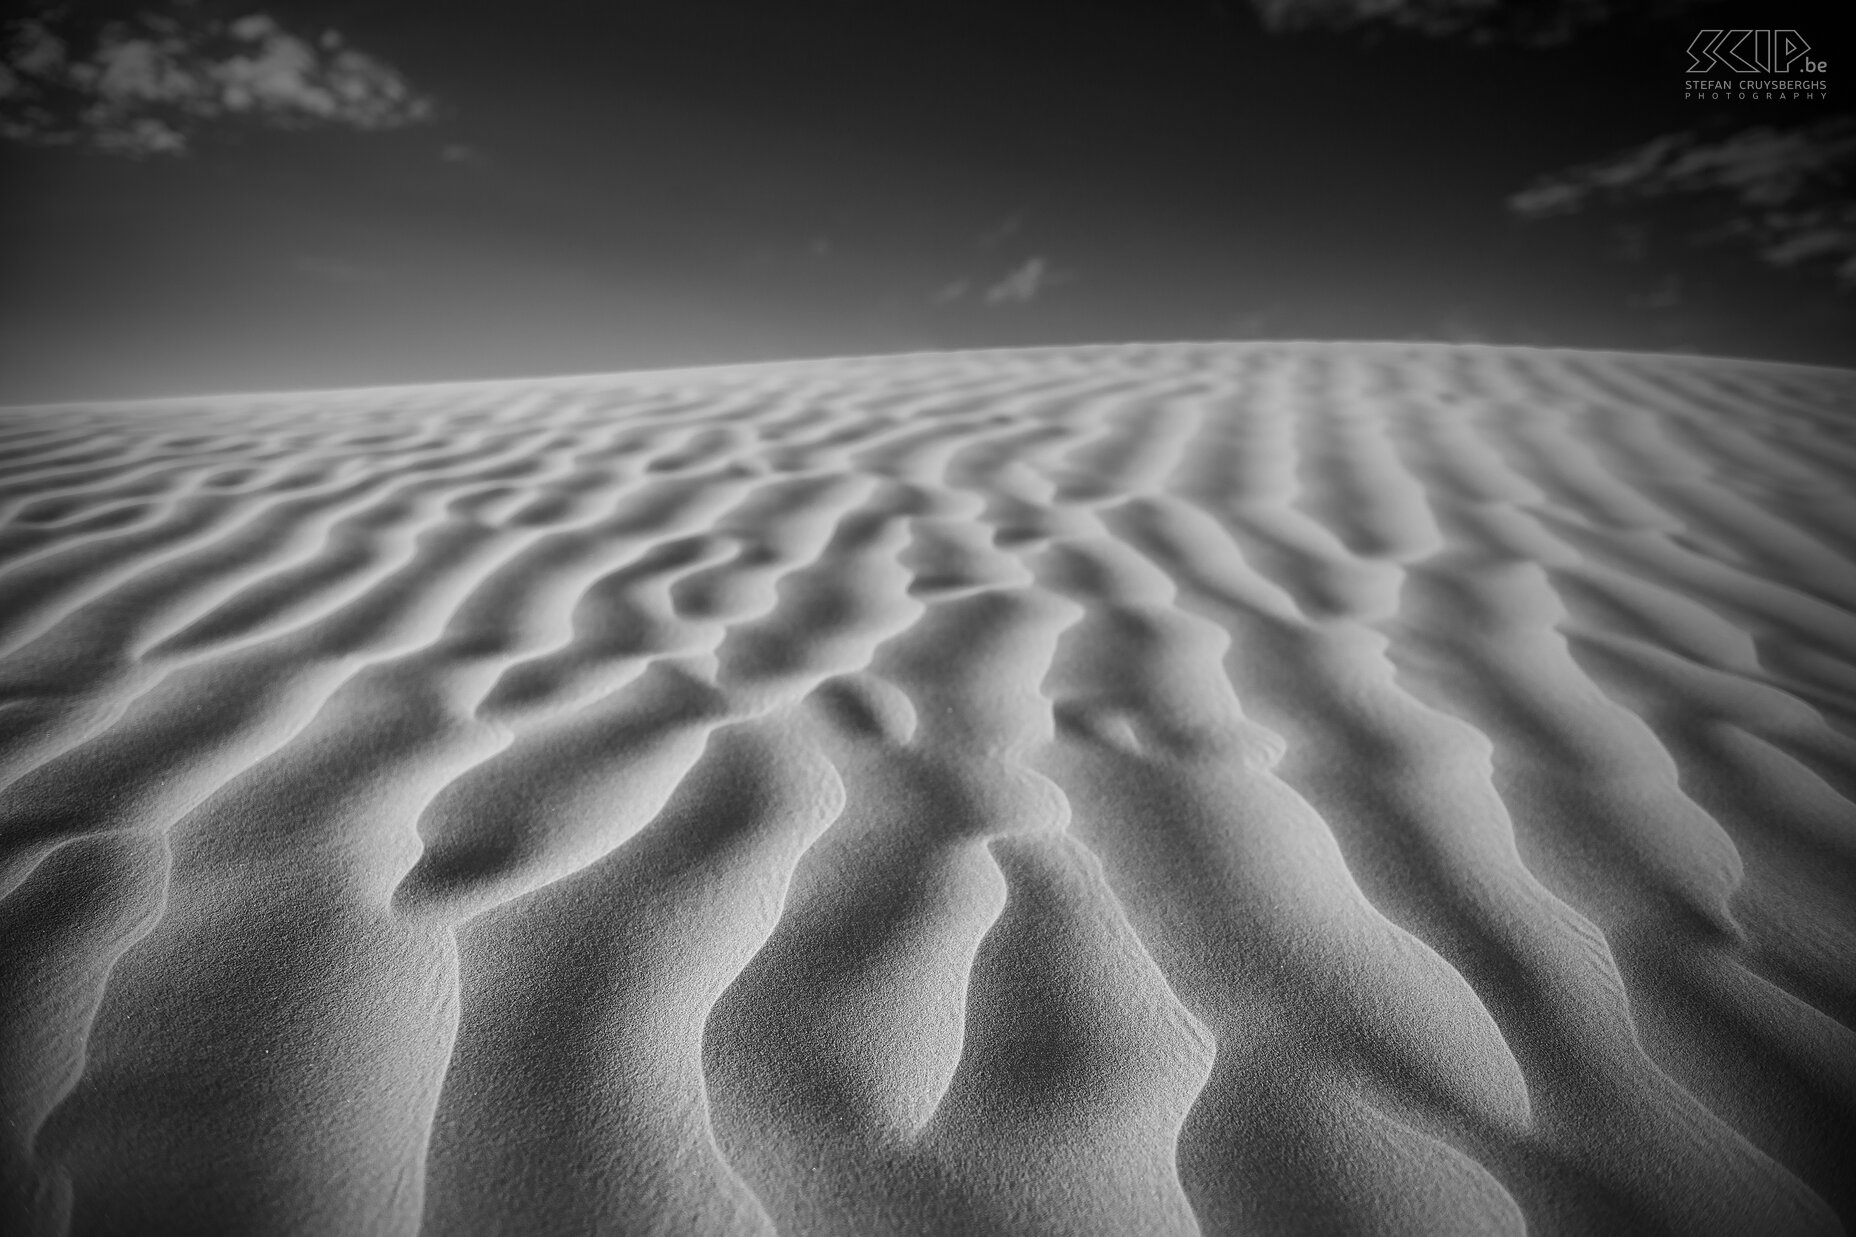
(1, 343), (1852, 1235)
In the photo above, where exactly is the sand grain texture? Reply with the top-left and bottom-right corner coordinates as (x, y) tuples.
(1, 342), (1853, 1235)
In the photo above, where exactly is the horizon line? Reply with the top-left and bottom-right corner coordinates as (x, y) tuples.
(7, 337), (1852, 412)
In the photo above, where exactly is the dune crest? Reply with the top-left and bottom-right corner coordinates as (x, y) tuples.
(1, 342), (1852, 1235)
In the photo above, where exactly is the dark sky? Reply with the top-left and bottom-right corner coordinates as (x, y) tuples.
(1, 0), (1849, 402)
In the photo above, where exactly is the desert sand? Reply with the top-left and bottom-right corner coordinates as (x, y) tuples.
(0, 341), (1852, 1236)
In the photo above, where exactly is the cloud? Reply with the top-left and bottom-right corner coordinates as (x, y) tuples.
(930, 256), (1071, 308)
(982, 256), (1066, 305)
(1, 4), (431, 156)
(1249, 0), (1707, 45)
(1511, 118), (1856, 286)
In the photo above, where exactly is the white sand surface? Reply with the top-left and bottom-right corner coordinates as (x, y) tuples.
(1, 341), (1852, 1236)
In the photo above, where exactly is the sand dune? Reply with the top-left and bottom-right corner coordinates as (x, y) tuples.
(1, 341), (1852, 1236)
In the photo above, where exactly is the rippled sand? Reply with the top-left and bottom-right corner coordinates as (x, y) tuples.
(1, 342), (1853, 1236)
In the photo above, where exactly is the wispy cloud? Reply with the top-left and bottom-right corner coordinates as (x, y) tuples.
(931, 256), (1072, 308)
(1, 5), (432, 156)
(983, 257), (1066, 305)
(1511, 119), (1856, 286)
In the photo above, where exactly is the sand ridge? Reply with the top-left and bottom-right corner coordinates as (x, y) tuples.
(0, 341), (1852, 1235)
